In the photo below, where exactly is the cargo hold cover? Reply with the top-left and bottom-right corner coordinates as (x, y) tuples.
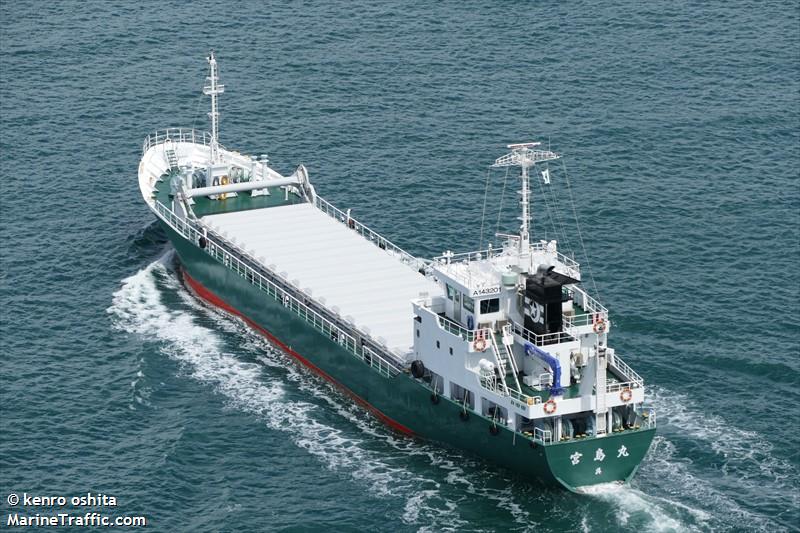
(202, 203), (442, 355)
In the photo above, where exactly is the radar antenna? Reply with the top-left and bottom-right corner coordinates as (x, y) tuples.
(492, 142), (560, 254)
(203, 51), (225, 163)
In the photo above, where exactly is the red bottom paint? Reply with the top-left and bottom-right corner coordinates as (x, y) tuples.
(182, 270), (415, 436)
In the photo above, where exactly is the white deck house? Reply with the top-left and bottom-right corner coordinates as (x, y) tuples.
(203, 203), (442, 355)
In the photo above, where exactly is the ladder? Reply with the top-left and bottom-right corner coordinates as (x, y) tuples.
(484, 329), (510, 395)
(498, 325), (523, 393)
(164, 140), (179, 170)
(595, 344), (608, 434)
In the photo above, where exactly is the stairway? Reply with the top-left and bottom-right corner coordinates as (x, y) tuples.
(595, 345), (608, 434)
(491, 326), (523, 394)
(164, 141), (179, 170)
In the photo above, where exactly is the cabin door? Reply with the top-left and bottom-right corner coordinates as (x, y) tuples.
(454, 293), (462, 323)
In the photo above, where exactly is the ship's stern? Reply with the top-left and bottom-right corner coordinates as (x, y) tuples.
(543, 427), (656, 492)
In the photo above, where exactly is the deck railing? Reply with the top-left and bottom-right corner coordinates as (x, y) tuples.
(314, 196), (427, 272)
(478, 376), (542, 406)
(640, 407), (656, 429)
(142, 128), (214, 155)
(435, 315), (480, 341)
(571, 285), (608, 318)
(432, 242), (581, 280)
(533, 427), (553, 444)
(529, 241), (581, 278)
(152, 199), (403, 378)
(510, 320), (573, 346)
(607, 351), (644, 388)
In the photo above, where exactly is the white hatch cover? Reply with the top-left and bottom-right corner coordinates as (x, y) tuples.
(202, 203), (441, 354)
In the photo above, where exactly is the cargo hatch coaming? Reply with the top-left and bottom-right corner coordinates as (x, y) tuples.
(202, 203), (442, 354)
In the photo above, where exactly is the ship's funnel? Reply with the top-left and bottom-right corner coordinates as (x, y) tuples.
(523, 267), (579, 336)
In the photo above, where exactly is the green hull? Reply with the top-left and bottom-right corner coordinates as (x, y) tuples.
(160, 220), (655, 491)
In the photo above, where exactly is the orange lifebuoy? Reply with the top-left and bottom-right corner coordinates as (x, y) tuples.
(593, 319), (607, 334)
(543, 399), (557, 415)
(620, 388), (633, 403)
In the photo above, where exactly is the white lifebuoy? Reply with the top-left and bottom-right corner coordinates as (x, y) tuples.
(474, 338), (487, 352)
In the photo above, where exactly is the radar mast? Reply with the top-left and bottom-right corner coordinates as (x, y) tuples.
(203, 51), (225, 163)
(492, 142), (561, 255)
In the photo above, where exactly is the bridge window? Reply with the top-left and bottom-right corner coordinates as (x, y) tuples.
(463, 296), (474, 312)
(446, 284), (455, 301)
(480, 298), (500, 314)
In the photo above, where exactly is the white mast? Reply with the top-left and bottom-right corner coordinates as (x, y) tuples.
(203, 50), (225, 163)
(492, 142), (561, 256)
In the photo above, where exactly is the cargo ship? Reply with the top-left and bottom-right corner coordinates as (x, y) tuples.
(137, 52), (656, 491)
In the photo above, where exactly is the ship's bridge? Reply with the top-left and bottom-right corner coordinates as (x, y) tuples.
(430, 237), (582, 330)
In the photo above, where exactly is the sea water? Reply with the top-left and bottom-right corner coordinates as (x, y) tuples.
(1, 1), (798, 531)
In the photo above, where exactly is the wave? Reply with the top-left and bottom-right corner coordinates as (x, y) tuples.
(107, 260), (545, 531)
(108, 259), (795, 532)
(649, 385), (798, 490)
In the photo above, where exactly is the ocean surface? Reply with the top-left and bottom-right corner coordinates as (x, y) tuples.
(1, 1), (798, 531)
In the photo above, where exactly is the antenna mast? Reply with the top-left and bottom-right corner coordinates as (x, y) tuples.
(492, 142), (561, 255)
(203, 51), (225, 163)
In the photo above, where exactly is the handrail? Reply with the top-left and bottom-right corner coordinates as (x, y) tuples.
(607, 351), (644, 387)
(529, 241), (581, 273)
(640, 407), (656, 429)
(435, 315), (480, 341)
(432, 241), (580, 276)
(142, 128), (215, 155)
(606, 380), (641, 393)
(533, 427), (553, 444)
(510, 320), (573, 346)
(151, 199), (403, 378)
(313, 196), (427, 272)
(479, 375), (542, 406)
(571, 284), (608, 316)
(484, 329), (510, 395)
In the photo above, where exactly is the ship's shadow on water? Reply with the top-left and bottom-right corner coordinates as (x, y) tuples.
(125, 221), (169, 262)
(107, 258), (794, 533)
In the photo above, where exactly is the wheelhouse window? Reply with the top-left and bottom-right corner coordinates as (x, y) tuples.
(463, 295), (474, 312)
(446, 284), (455, 301)
(480, 298), (500, 314)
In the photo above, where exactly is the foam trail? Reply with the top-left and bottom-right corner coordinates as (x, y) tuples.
(111, 261), (785, 533)
(576, 383), (794, 533)
(160, 264), (542, 530)
(108, 262), (477, 530)
(650, 385), (798, 491)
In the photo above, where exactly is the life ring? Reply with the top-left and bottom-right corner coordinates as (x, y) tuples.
(473, 337), (487, 352)
(620, 387), (633, 403)
(543, 399), (557, 415)
(593, 319), (607, 334)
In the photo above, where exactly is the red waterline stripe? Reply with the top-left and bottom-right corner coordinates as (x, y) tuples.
(182, 271), (415, 436)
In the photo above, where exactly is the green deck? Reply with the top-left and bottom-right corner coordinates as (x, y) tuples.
(153, 171), (304, 217)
